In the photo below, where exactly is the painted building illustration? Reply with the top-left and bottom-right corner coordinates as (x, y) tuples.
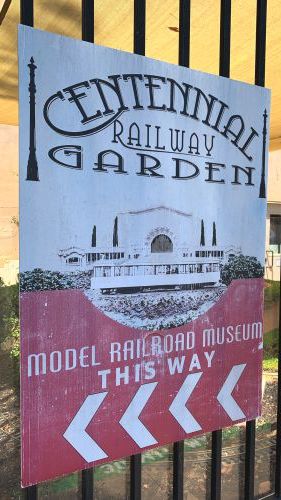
(59, 206), (240, 292)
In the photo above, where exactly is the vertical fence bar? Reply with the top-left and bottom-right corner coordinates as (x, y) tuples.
(81, 1), (95, 498)
(211, 430), (222, 500)
(24, 485), (37, 500)
(211, 3), (231, 498)
(255, 0), (267, 88)
(276, 264), (281, 497)
(130, 2), (146, 498)
(134, 0), (146, 56)
(81, 468), (94, 500)
(130, 454), (142, 500)
(173, 2), (190, 499)
(20, 0), (33, 26)
(244, 421), (256, 499)
(178, 0), (190, 68)
(219, 0), (231, 77)
(244, 2), (267, 498)
(82, 0), (94, 43)
(20, 0), (36, 497)
(173, 441), (184, 500)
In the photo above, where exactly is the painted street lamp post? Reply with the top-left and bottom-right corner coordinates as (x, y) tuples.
(259, 108), (268, 199)
(26, 57), (39, 181)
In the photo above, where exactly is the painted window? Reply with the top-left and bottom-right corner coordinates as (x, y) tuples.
(67, 256), (79, 264)
(151, 234), (173, 253)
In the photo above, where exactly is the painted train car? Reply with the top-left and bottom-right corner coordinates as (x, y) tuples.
(90, 256), (221, 293)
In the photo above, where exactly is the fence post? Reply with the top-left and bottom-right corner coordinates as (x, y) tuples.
(173, 440), (184, 500)
(173, 3), (191, 498)
(211, 429), (222, 500)
(210, 3), (231, 499)
(245, 2), (267, 498)
(130, 3), (146, 498)
(245, 421), (256, 500)
(276, 249), (281, 496)
(81, 1), (95, 496)
(20, 0), (33, 26)
(20, 0), (37, 496)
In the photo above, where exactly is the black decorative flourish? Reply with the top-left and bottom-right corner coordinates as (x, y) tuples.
(26, 57), (39, 181)
(259, 108), (267, 199)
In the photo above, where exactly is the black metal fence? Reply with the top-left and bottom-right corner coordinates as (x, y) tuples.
(18, 0), (281, 499)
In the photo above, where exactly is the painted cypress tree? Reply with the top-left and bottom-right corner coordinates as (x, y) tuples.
(91, 225), (96, 247)
(113, 217), (118, 247)
(212, 222), (217, 246)
(200, 219), (205, 246)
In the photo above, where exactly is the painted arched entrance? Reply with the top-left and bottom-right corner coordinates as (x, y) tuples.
(151, 234), (173, 253)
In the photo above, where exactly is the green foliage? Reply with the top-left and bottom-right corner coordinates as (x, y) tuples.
(38, 473), (78, 495)
(263, 328), (278, 372)
(4, 315), (20, 361)
(263, 357), (278, 371)
(264, 328), (278, 356)
(220, 254), (264, 286)
(0, 282), (20, 366)
(0, 283), (19, 339)
(264, 280), (280, 305)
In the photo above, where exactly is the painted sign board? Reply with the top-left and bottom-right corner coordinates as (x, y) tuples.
(19, 25), (270, 486)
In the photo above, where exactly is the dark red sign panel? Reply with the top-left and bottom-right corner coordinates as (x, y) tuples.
(21, 279), (263, 485)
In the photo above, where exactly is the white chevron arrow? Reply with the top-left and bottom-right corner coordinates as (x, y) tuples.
(169, 372), (202, 433)
(217, 364), (246, 421)
(119, 382), (158, 448)
(63, 392), (108, 462)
